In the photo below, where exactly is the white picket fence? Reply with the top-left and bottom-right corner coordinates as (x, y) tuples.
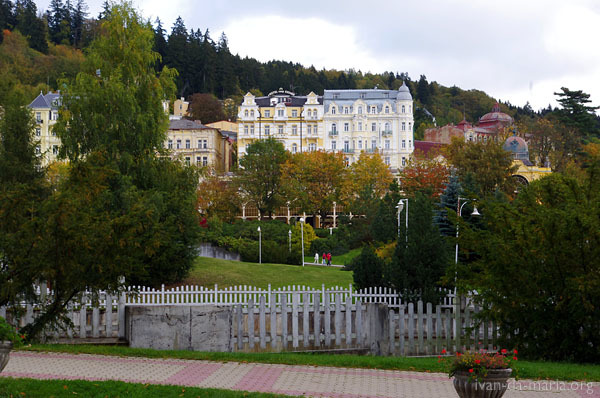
(125, 283), (457, 309)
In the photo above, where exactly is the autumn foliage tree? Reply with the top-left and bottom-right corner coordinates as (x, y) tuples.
(399, 149), (449, 198)
(281, 150), (351, 220)
(188, 93), (226, 124)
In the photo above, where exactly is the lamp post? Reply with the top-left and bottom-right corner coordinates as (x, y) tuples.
(455, 197), (480, 266)
(396, 199), (408, 242)
(257, 226), (262, 264)
(299, 217), (305, 267)
(288, 229), (292, 253)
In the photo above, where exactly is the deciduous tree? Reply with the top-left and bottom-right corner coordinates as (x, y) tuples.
(399, 149), (449, 198)
(188, 93), (226, 124)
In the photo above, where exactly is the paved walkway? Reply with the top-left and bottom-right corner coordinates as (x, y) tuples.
(2, 352), (599, 397)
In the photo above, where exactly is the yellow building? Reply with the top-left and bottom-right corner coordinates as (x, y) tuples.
(166, 119), (233, 172)
(27, 92), (62, 165)
(237, 89), (323, 159)
(503, 135), (552, 185)
(173, 97), (189, 117)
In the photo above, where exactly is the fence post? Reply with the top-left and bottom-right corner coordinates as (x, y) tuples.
(407, 302), (414, 355)
(248, 298), (255, 349)
(105, 293), (113, 338)
(426, 302), (433, 355)
(270, 292), (277, 347)
(398, 305), (405, 356)
(92, 299), (100, 338)
(417, 301), (424, 355)
(79, 294), (87, 339)
(345, 295), (352, 346)
(281, 293), (288, 350)
(313, 292), (320, 347)
(292, 292), (299, 348)
(259, 295), (266, 349)
(237, 304), (243, 350)
(435, 305), (442, 354)
(303, 292), (310, 347)
(455, 295), (462, 352)
(334, 293), (342, 346)
(355, 300), (362, 347)
(324, 293), (331, 346)
(389, 309), (395, 355)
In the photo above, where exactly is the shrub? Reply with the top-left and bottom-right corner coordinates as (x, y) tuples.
(0, 317), (24, 346)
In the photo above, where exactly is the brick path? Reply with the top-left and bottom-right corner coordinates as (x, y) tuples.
(2, 352), (599, 397)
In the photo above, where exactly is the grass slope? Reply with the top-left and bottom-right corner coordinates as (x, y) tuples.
(180, 257), (353, 289)
(304, 247), (362, 266)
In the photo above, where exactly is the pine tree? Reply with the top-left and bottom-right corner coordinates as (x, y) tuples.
(434, 172), (461, 237)
(153, 17), (167, 67)
(0, 0), (15, 43)
(70, 0), (87, 47)
(15, 0), (48, 53)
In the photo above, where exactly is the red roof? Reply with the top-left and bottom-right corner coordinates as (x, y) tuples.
(414, 141), (445, 156)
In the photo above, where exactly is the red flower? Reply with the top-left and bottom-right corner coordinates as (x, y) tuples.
(513, 357), (518, 361)
(475, 359), (481, 365)
(501, 349), (507, 354)
(469, 368), (474, 373)
(513, 349), (518, 354)
(441, 349), (447, 354)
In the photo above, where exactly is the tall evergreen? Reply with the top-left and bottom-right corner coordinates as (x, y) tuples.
(70, 0), (87, 47)
(0, 0), (15, 43)
(153, 17), (167, 68)
(434, 172), (461, 237)
(15, 0), (48, 53)
(165, 16), (189, 95)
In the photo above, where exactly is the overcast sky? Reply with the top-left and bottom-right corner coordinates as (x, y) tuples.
(37, 0), (600, 113)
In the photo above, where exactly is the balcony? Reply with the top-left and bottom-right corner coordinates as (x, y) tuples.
(342, 148), (354, 154)
(328, 130), (338, 136)
(381, 130), (393, 137)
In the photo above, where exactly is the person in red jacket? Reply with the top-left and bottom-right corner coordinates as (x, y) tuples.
(327, 252), (332, 266)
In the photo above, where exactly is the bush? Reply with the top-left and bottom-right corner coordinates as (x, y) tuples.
(349, 246), (384, 290)
(310, 235), (349, 256)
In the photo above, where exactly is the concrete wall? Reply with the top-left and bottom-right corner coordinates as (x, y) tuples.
(197, 243), (241, 262)
(126, 306), (234, 352)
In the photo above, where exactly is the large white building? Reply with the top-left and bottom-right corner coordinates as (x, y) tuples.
(323, 82), (414, 171)
(27, 92), (62, 165)
(237, 83), (414, 172)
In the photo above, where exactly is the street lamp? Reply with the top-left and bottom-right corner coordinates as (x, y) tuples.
(299, 218), (305, 267)
(288, 229), (292, 253)
(396, 199), (408, 243)
(455, 197), (480, 265)
(257, 226), (262, 264)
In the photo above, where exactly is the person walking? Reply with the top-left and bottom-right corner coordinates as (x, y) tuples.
(327, 252), (332, 266)
(322, 253), (326, 265)
(314, 253), (319, 264)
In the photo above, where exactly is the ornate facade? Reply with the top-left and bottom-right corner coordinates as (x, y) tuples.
(27, 92), (62, 165)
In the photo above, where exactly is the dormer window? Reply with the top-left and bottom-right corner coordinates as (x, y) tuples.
(385, 106), (390, 114)
(333, 93), (339, 99)
(331, 106), (336, 115)
(358, 106), (363, 114)
(264, 110), (270, 117)
(292, 109), (298, 117)
(250, 110), (254, 117)
(244, 110), (249, 117)
(360, 93), (365, 99)
(402, 105), (405, 113)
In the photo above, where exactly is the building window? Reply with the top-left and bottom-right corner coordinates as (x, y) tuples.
(371, 123), (376, 132)
(292, 125), (297, 135)
(402, 105), (405, 113)
(358, 106), (363, 114)
(402, 157), (406, 166)
(203, 140), (208, 149)
(36, 112), (41, 122)
(265, 125), (270, 135)
(409, 105), (412, 113)
(309, 143), (316, 151)
(313, 125), (318, 134)
(35, 128), (41, 136)
(402, 139), (406, 148)
(196, 156), (201, 166)
(250, 125), (255, 135)
(332, 141), (336, 150)
(292, 143), (297, 153)
(244, 110), (249, 117)
(202, 156), (208, 166)
(372, 139), (377, 149)
(52, 112), (58, 120)
(385, 106), (390, 114)
(409, 122), (412, 132)
(307, 125), (312, 135)
(51, 129), (56, 136)
(278, 125), (284, 134)
(176, 139), (181, 149)
(264, 110), (270, 117)
(185, 139), (190, 149)
(52, 145), (59, 155)
(277, 109), (284, 117)
(250, 110), (255, 117)
(344, 107), (349, 114)
(344, 141), (350, 152)
(292, 109), (298, 117)
(333, 94), (339, 99)
(384, 122), (390, 132)
(331, 106), (336, 114)
(409, 140), (412, 147)
(307, 109), (312, 117)
(185, 157), (190, 166)
(358, 140), (362, 149)
(168, 140), (173, 149)
(360, 93), (365, 99)
(385, 140), (390, 149)
(358, 122), (362, 131)
(344, 123), (349, 132)
(197, 139), (201, 148)
(384, 157), (390, 165)
(35, 145), (41, 154)
(332, 123), (337, 132)
(244, 125), (249, 135)
(402, 122), (406, 131)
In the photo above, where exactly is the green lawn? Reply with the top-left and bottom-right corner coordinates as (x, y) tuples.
(181, 256), (353, 289)
(0, 378), (292, 398)
(304, 247), (362, 266)
(20, 345), (600, 382)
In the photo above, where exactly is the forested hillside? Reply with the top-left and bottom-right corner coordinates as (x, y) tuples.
(1, 0), (591, 138)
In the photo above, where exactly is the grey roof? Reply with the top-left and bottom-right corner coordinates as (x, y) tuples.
(28, 92), (61, 110)
(169, 119), (209, 130)
(254, 95), (323, 107)
(323, 88), (409, 113)
(396, 82), (412, 100)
